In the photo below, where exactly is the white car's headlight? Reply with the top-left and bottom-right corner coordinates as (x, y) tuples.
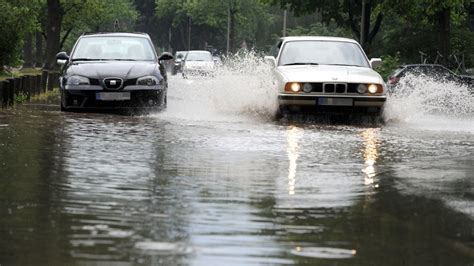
(285, 82), (302, 92)
(66, 75), (89, 86)
(303, 83), (312, 93)
(368, 84), (379, 94)
(357, 84), (367, 94)
(137, 76), (159, 86)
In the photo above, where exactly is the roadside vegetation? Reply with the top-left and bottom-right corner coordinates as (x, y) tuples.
(0, 0), (473, 80)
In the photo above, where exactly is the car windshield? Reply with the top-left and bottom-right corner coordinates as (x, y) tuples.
(72, 36), (156, 61)
(176, 52), (187, 59)
(278, 40), (369, 67)
(186, 52), (213, 61)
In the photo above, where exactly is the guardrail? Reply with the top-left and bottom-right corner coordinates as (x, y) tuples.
(0, 70), (59, 108)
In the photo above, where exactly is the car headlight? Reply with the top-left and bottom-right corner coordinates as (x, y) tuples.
(66, 75), (89, 86)
(357, 84), (367, 94)
(302, 83), (312, 93)
(137, 76), (159, 86)
(368, 84), (379, 94)
(285, 82), (301, 92)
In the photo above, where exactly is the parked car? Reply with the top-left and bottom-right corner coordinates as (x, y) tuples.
(265, 36), (387, 116)
(171, 51), (187, 75)
(387, 64), (474, 91)
(56, 32), (173, 112)
(182, 50), (215, 78)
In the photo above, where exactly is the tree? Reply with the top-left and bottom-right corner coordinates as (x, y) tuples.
(0, 0), (37, 70)
(265, 0), (384, 51)
(43, 0), (138, 69)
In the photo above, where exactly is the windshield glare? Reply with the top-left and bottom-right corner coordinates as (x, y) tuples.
(278, 40), (369, 67)
(186, 52), (213, 61)
(72, 36), (156, 61)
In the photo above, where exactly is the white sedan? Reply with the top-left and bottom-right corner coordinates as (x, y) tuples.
(182, 50), (215, 78)
(265, 36), (387, 116)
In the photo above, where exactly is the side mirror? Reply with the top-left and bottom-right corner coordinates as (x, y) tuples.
(264, 56), (277, 67)
(56, 51), (69, 65)
(158, 52), (174, 61)
(370, 58), (382, 69)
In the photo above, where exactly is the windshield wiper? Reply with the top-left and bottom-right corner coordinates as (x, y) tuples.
(326, 63), (362, 67)
(71, 58), (103, 61)
(112, 59), (138, 61)
(283, 62), (319, 66)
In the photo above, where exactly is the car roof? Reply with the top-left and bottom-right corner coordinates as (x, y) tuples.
(81, 32), (150, 38)
(280, 36), (359, 44)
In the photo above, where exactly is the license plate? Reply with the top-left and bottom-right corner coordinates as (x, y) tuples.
(318, 98), (353, 106)
(96, 92), (130, 101)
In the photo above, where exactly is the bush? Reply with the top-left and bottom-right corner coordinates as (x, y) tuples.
(375, 53), (401, 81)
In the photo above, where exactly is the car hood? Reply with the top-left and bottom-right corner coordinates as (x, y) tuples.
(277, 65), (383, 84)
(185, 61), (214, 68)
(66, 61), (159, 79)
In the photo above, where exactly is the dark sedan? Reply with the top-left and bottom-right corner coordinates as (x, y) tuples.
(387, 64), (473, 91)
(56, 32), (173, 113)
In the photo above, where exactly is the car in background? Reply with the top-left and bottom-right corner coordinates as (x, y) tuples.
(182, 50), (215, 78)
(265, 36), (387, 117)
(56, 32), (173, 113)
(171, 51), (187, 75)
(387, 64), (474, 91)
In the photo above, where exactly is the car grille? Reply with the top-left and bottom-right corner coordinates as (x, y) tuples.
(104, 78), (123, 89)
(88, 78), (137, 88)
(303, 83), (361, 94)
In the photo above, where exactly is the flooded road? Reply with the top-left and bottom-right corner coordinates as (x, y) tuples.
(0, 68), (473, 265)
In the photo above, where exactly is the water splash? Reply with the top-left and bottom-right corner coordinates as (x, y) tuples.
(161, 51), (278, 122)
(384, 74), (474, 132)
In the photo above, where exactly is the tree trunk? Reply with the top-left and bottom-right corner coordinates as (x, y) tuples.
(360, 0), (371, 50)
(44, 0), (62, 70)
(438, 7), (450, 66)
(229, 7), (236, 53)
(35, 31), (43, 68)
(23, 33), (33, 68)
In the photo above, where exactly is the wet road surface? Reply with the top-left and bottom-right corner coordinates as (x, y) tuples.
(0, 72), (473, 265)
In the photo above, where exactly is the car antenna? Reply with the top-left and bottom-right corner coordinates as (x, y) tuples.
(114, 19), (120, 32)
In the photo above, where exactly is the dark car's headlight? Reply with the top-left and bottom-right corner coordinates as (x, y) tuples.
(66, 75), (89, 86)
(137, 76), (159, 86)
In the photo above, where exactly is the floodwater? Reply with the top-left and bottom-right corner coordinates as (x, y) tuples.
(0, 59), (473, 265)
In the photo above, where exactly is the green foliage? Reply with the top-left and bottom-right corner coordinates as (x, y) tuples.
(375, 54), (401, 80)
(14, 92), (28, 104)
(287, 21), (352, 38)
(0, 0), (38, 68)
(61, 0), (138, 52)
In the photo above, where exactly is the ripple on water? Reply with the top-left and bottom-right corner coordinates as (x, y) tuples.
(134, 241), (194, 255)
(290, 247), (356, 259)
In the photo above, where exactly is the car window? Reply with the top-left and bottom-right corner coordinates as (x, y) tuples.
(278, 40), (369, 67)
(72, 36), (156, 61)
(185, 52), (213, 61)
(176, 52), (187, 59)
(391, 67), (405, 77)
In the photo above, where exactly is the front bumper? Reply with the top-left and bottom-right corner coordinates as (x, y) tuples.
(62, 85), (165, 110)
(278, 94), (386, 113)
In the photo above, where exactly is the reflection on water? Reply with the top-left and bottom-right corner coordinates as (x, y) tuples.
(286, 126), (304, 195)
(0, 101), (473, 265)
(360, 128), (380, 187)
